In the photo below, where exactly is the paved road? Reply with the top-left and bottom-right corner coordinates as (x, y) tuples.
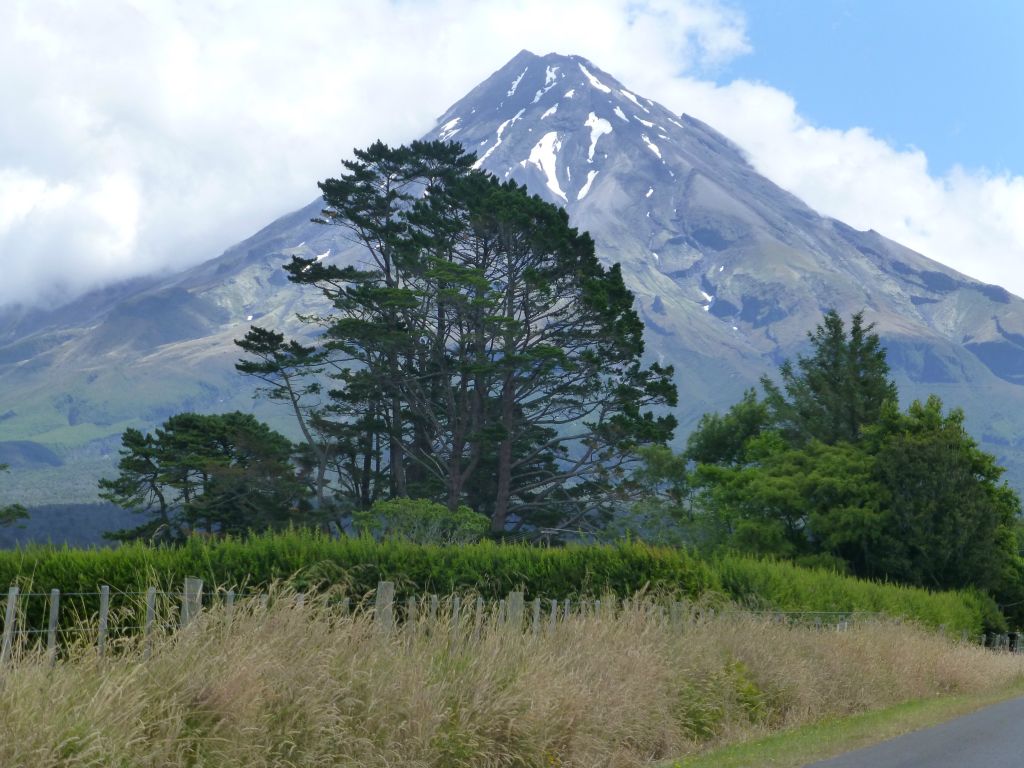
(808, 696), (1024, 767)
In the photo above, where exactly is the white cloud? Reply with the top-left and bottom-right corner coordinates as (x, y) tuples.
(0, 0), (748, 307)
(0, 0), (1022, 308)
(646, 77), (1024, 294)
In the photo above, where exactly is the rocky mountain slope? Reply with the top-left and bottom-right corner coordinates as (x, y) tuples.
(3, 49), (1024, 506)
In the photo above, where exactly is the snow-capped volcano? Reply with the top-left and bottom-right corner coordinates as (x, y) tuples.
(5, 49), (1024, 509)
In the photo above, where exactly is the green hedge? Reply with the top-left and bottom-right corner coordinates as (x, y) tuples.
(0, 530), (1003, 635)
(714, 555), (1005, 633)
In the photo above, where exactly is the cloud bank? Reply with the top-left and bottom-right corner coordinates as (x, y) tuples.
(1, 0), (1022, 308)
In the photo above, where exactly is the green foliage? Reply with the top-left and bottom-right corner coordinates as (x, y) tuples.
(0, 531), (1000, 635)
(686, 389), (769, 466)
(714, 555), (1005, 633)
(865, 396), (1020, 593)
(242, 140), (677, 533)
(353, 498), (489, 543)
(682, 310), (1022, 609)
(761, 310), (897, 446)
(98, 412), (315, 541)
(0, 503), (27, 527)
(0, 463), (28, 528)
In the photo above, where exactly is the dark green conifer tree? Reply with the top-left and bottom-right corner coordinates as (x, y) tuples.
(244, 140), (677, 533)
(762, 310), (897, 445)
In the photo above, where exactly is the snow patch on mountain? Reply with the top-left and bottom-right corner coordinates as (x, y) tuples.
(507, 68), (528, 96)
(577, 169), (598, 200)
(584, 112), (613, 163)
(578, 63), (611, 93)
(439, 117), (461, 140)
(613, 106), (628, 122)
(474, 109), (524, 169)
(522, 131), (566, 201)
(541, 104), (558, 119)
(646, 187), (654, 198)
(564, 88), (575, 98)
(621, 89), (650, 113)
(699, 289), (715, 312)
(641, 134), (662, 159)
(533, 67), (561, 103)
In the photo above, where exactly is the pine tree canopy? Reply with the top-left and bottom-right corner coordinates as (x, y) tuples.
(237, 139), (677, 533)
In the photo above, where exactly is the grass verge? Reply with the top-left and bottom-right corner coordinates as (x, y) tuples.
(2, 589), (1023, 766)
(668, 680), (1024, 768)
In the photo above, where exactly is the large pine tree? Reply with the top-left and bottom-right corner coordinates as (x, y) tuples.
(241, 140), (677, 533)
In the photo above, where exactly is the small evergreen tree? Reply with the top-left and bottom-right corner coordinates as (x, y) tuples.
(762, 310), (897, 445)
(99, 412), (314, 541)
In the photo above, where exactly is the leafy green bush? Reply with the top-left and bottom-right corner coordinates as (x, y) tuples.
(353, 498), (489, 543)
(714, 554), (1005, 633)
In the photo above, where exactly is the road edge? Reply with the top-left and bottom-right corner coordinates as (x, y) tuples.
(662, 678), (1024, 768)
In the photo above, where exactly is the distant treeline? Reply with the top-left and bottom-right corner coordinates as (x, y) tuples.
(0, 503), (134, 549)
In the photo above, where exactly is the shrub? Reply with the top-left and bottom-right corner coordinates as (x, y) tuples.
(352, 498), (489, 543)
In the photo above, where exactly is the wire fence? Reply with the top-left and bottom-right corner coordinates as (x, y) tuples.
(0, 580), (1009, 671)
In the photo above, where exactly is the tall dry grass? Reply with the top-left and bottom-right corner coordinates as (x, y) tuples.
(0, 591), (1021, 768)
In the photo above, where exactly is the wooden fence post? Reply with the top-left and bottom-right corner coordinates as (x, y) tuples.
(180, 578), (203, 628)
(429, 594), (439, 627)
(47, 589), (60, 667)
(532, 598), (541, 635)
(473, 596), (484, 640)
(225, 590), (236, 620)
(1, 586), (19, 667)
(563, 598), (571, 622)
(549, 599), (558, 633)
(143, 587), (157, 661)
(451, 596), (461, 641)
(375, 581), (395, 632)
(507, 592), (524, 629)
(97, 585), (110, 658)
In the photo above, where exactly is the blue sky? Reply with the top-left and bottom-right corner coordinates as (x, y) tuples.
(722, 0), (1023, 176)
(1, 0), (1022, 306)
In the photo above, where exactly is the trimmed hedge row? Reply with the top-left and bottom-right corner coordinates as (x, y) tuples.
(715, 555), (1005, 634)
(0, 530), (1004, 634)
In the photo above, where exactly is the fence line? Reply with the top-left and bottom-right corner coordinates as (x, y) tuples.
(0, 579), (1006, 673)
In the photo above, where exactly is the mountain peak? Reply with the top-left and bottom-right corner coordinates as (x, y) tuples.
(7, 50), (1024, 508)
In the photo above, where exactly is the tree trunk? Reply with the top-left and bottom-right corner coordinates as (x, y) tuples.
(390, 392), (407, 497)
(492, 379), (516, 533)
